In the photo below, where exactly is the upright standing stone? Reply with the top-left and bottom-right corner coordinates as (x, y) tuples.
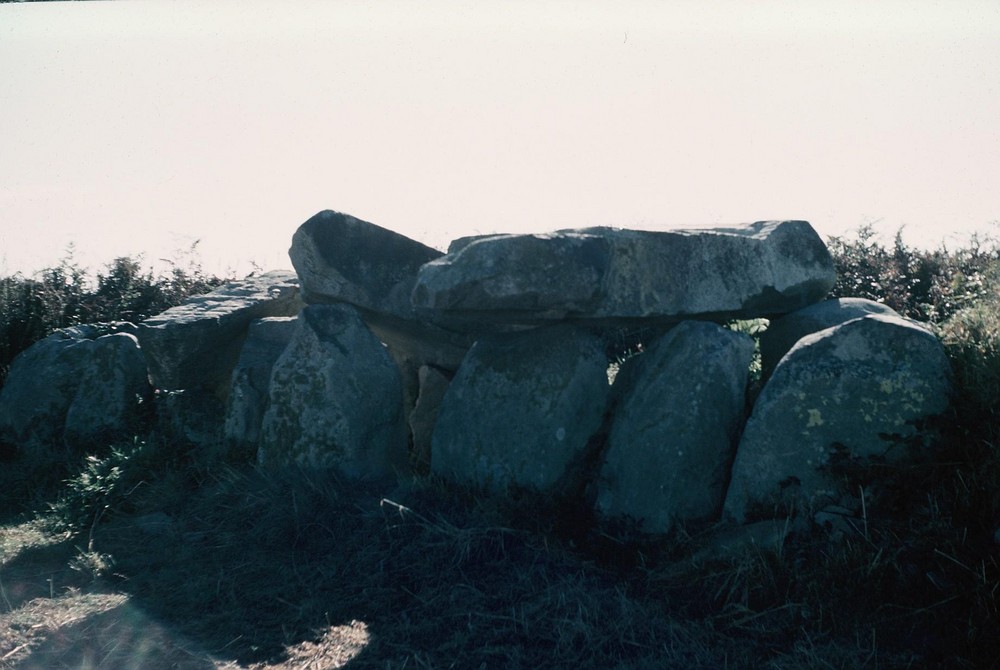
(596, 321), (754, 534)
(258, 304), (407, 479)
(64, 333), (151, 449)
(222, 316), (298, 462)
(431, 325), (611, 494)
(155, 389), (226, 455)
(408, 365), (452, 473)
(724, 314), (953, 523)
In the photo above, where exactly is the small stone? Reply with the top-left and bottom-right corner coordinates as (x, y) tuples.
(407, 365), (452, 473)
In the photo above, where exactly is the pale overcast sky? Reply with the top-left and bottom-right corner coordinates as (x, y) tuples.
(2, 0), (998, 277)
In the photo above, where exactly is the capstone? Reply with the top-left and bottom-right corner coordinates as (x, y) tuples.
(412, 221), (836, 331)
(137, 271), (303, 399)
(289, 210), (474, 372)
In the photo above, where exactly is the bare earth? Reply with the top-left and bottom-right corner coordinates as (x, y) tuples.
(1, 522), (367, 670)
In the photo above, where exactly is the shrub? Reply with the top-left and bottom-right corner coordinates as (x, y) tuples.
(0, 257), (90, 388)
(827, 224), (999, 323)
(0, 244), (231, 390)
(45, 436), (205, 534)
(938, 277), (1000, 421)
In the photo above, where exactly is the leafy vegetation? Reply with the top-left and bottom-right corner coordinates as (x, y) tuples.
(1, 226), (998, 668)
(0, 244), (230, 390)
(826, 223), (999, 324)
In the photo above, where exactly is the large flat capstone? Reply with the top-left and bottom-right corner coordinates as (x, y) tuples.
(412, 221), (836, 330)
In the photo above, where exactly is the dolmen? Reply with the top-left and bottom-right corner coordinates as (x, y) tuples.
(0, 210), (953, 540)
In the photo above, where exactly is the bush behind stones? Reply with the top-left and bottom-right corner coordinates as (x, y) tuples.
(0, 244), (232, 391)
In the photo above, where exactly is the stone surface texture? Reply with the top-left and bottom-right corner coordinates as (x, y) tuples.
(222, 316), (298, 461)
(759, 297), (901, 380)
(412, 221), (836, 329)
(137, 271), (303, 398)
(724, 314), (953, 523)
(289, 210), (443, 318)
(155, 389), (226, 456)
(597, 321), (755, 533)
(0, 323), (147, 453)
(63, 332), (151, 448)
(258, 304), (407, 478)
(431, 325), (611, 493)
(290, 210), (473, 371)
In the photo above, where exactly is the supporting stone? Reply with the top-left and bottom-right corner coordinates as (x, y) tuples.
(759, 297), (901, 381)
(0, 323), (149, 455)
(596, 321), (754, 534)
(724, 314), (953, 523)
(408, 365), (452, 473)
(258, 304), (408, 479)
(431, 325), (611, 494)
(222, 316), (298, 462)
